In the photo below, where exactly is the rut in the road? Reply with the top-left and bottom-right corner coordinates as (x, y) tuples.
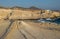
(0, 19), (14, 39)
(17, 21), (36, 39)
(16, 21), (28, 39)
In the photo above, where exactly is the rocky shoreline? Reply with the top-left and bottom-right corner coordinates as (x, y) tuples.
(0, 7), (60, 39)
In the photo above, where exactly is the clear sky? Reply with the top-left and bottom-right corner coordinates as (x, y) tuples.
(0, 0), (60, 10)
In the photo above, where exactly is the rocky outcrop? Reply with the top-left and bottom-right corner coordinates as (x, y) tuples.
(0, 7), (60, 39)
(0, 8), (60, 19)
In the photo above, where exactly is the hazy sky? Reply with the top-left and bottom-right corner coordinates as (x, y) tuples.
(0, 0), (60, 10)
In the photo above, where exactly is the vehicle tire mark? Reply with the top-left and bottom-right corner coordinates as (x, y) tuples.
(0, 19), (14, 39)
(17, 21), (36, 39)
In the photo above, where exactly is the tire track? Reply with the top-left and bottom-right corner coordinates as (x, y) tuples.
(17, 21), (36, 39)
(17, 21), (27, 39)
(0, 19), (14, 39)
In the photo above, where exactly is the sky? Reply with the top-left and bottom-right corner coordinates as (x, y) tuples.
(0, 0), (60, 10)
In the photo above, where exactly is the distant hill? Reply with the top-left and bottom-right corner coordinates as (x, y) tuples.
(29, 6), (41, 10)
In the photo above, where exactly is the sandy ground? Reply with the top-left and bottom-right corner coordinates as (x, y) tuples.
(0, 20), (60, 39)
